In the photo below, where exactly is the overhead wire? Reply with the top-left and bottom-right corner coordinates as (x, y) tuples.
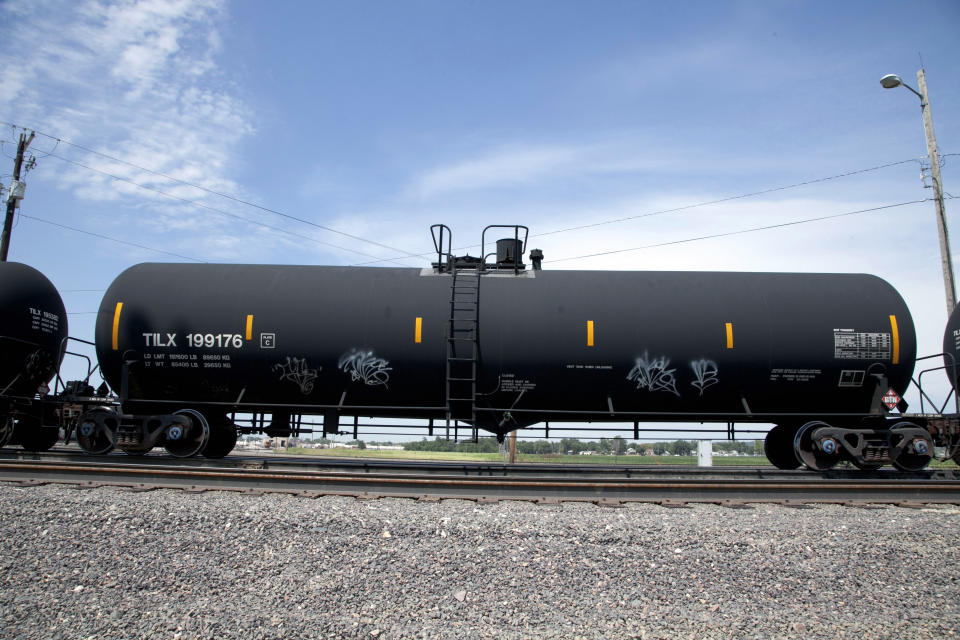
(353, 158), (925, 266)
(531, 159), (923, 239)
(1, 121), (938, 268)
(549, 199), (928, 263)
(18, 214), (206, 262)
(45, 153), (418, 266)
(1, 120), (422, 260)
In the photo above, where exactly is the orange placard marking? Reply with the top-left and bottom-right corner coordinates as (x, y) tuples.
(889, 315), (899, 364)
(111, 302), (123, 350)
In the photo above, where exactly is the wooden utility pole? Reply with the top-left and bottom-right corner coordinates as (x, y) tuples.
(0, 131), (35, 262)
(915, 69), (955, 314)
(509, 429), (517, 463)
(881, 70), (954, 314)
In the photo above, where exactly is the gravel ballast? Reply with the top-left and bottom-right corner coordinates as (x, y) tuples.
(0, 483), (958, 639)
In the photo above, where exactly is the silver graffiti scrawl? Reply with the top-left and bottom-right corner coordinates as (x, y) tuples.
(338, 349), (392, 388)
(627, 352), (680, 396)
(690, 359), (719, 395)
(273, 356), (319, 394)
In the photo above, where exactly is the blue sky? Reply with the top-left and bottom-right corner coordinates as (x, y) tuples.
(2, 0), (960, 435)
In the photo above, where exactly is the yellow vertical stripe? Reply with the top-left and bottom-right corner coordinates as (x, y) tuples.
(587, 320), (594, 347)
(111, 302), (123, 351)
(415, 317), (422, 343)
(889, 315), (900, 365)
(245, 314), (254, 340)
(725, 322), (734, 349)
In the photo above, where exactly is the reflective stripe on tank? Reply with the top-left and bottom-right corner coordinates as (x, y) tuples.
(245, 314), (254, 340)
(111, 302), (123, 350)
(890, 315), (900, 365)
(415, 317), (422, 343)
(725, 322), (734, 349)
(587, 320), (594, 347)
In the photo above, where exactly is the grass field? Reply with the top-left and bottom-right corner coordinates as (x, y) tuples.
(282, 447), (770, 466)
(279, 446), (958, 468)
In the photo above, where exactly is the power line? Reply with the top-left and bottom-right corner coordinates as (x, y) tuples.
(3, 121), (934, 268)
(532, 159), (923, 239)
(1, 121), (422, 259)
(45, 153), (418, 266)
(549, 199), (927, 263)
(18, 214), (207, 262)
(353, 158), (924, 266)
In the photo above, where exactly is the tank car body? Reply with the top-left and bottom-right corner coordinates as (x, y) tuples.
(96, 265), (915, 418)
(91, 223), (926, 468)
(0, 262), (68, 449)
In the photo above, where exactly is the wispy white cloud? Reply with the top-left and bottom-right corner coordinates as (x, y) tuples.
(0, 0), (254, 245)
(407, 140), (694, 200)
(410, 145), (583, 198)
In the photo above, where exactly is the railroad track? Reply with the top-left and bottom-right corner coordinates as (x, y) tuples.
(2, 450), (960, 505)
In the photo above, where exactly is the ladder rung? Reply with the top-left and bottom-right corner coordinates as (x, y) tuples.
(448, 337), (477, 342)
(447, 376), (475, 382)
(447, 357), (477, 362)
(448, 397), (475, 402)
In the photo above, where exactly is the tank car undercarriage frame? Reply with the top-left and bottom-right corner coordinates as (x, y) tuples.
(60, 347), (960, 469)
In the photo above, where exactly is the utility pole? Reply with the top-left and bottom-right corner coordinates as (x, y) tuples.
(916, 70), (955, 314)
(0, 130), (35, 262)
(881, 70), (955, 314)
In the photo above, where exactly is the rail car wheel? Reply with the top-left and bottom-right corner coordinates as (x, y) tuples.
(15, 415), (60, 452)
(76, 407), (118, 455)
(164, 409), (210, 458)
(887, 422), (934, 472)
(793, 421), (841, 471)
(202, 415), (238, 459)
(0, 415), (13, 448)
(764, 424), (801, 470)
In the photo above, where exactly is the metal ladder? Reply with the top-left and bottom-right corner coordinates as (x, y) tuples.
(445, 265), (480, 422)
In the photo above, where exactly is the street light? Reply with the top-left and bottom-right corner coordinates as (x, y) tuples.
(881, 69), (956, 314)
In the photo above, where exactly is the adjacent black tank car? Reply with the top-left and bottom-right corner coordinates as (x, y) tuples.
(0, 262), (68, 449)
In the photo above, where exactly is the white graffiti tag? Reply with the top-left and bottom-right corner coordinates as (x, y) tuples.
(627, 352), (680, 396)
(690, 359), (719, 395)
(273, 357), (319, 394)
(338, 349), (392, 388)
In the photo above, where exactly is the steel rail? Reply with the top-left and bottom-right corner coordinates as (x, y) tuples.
(2, 459), (959, 504)
(7, 449), (960, 480)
